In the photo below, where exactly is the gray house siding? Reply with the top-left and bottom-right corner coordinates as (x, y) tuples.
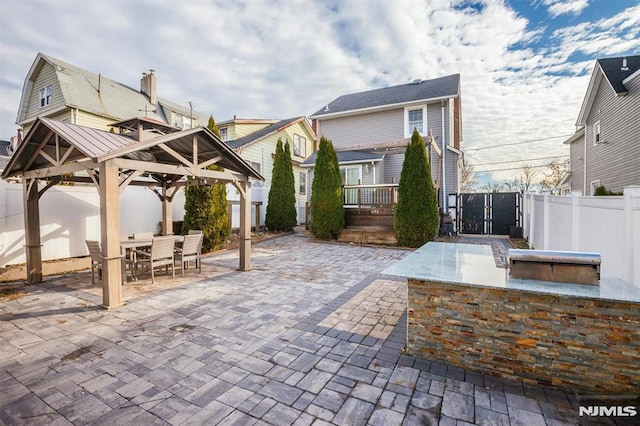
(584, 74), (640, 193)
(443, 151), (459, 207)
(426, 103), (445, 146)
(375, 160), (385, 184)
(317, 109), (404, 150)
(569, 136), (585, 193)
(384, 154), (404, 183)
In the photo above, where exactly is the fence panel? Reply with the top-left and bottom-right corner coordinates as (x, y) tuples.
(523, 188), (639, 284)
(0, 181), (270, 267)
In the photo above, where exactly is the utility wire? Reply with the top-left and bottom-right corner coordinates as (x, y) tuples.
(474, 163), (561, 173)
(466, 134), (575, 151)
(468, 154), (568, 167)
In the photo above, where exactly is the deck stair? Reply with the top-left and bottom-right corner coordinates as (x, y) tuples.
(338, 226), (397, 245)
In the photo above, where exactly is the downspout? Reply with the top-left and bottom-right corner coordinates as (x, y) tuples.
(583, 129), (587, 194)
(441, 101), (447, 210)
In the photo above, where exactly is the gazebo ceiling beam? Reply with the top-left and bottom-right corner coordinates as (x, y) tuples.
(157, 143), (192, 168)
(24, 129), (54, 171)
(22, 159), (94, 179)
(198, 155), (223, 169)
(110, 158), (247, 182)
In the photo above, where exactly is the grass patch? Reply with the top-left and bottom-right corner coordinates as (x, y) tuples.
(510, 239), (530, 249)
(61, 346), (92, 362)
(0, 285), (29, 301)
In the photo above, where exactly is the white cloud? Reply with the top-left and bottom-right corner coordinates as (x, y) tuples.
(0, 0), (638, 183)
(543, 0), (590, 18)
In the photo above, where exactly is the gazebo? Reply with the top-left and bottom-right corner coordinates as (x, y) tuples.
(1, 117), (264, 308)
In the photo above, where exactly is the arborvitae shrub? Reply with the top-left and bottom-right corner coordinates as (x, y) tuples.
(310, 136), (344, 239)
(394, 128), (439, 247)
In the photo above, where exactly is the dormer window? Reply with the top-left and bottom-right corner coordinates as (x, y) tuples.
(219, 127), (227, 141)
(293, 134), (307, 157)
(593, 121), (601, 145)
(404, 106), (427, 137)
(39, 85), (52, 108)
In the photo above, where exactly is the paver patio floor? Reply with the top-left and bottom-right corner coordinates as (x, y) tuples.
(0, 234), (600, 425)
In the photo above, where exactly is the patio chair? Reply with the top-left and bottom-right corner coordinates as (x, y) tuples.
(175, 233), (204, 275)
(134, 236), (176, 284)
(85, 240), (102, 285)
(133, 232), (154, 240)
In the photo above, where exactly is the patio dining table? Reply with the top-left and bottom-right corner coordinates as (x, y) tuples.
(120, 235), (184, 281)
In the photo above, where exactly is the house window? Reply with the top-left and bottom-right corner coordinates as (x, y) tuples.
(340, 166), (361, 185)
(590, 180), (600, 195)
(250, 161), (261, 174)
(593, 121), (601, 145)
(39, 85), (52, 108)
(182, 116), (192, 130)
(405, 106), (427, 137)
(219, 127), (227, 141)
(299, 172), (306, 195)
(293, 134), (307, 157)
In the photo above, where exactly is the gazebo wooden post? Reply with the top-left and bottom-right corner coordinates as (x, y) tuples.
(99, 160), (123, 308)
(161, 184), (173, 235)
(22, 178), (43, 284)
(237, 180), (252, 271)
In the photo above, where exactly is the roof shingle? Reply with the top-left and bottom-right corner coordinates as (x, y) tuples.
(598, 56), (640, 94)
(311, 74), (460, 118)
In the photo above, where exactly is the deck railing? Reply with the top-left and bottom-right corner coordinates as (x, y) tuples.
(343, 184), (399, 207)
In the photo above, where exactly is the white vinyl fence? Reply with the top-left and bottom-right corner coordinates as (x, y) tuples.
(522, 186), (640, 285)
(0, 180), (270, 267)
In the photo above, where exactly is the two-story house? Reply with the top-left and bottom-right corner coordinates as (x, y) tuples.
(220, 117), (316, 224)
(563, 55), (640, 194)
(15, 53), (208, 138)
(306, 74), (463, 210)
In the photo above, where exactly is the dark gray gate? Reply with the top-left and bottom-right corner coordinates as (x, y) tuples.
(457, 192), (521, 235)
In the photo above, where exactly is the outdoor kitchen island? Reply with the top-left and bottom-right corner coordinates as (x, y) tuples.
(383, 242), (640, 394)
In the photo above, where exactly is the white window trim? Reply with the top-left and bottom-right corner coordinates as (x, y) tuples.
(593, 121), (601, 146)
(340, 165), (362, 185)
(39, 85), (52, 108)
(404, 105), (427, 138)
(590, 179), (601, 195)
(293, 133), (307, 158)
(299, 171), (306, 195)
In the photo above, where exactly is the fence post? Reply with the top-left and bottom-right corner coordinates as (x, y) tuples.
(623, 186), (640, 284)
(542, 192), (550, 250)
(528, 193), (535, 249)
(571, 191), (582, 251)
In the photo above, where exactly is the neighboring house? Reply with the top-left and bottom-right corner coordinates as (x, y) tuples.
(0, 141), (10, 157)
(223, 117), (317, 223)
(15, 53), (208, 137)
(306, 74), (463, 209)
(0, 141), (10, 173)
(563, 55), (640, 195)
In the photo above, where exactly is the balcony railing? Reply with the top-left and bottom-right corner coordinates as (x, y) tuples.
(343, 184), (399, 207)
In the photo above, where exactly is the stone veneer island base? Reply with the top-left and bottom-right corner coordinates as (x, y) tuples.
(383, 242), (640, 394)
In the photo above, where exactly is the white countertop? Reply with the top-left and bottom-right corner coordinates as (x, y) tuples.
(382, 242), (640, 303)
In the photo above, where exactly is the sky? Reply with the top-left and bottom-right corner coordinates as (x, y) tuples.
(0, 0), (638, 185)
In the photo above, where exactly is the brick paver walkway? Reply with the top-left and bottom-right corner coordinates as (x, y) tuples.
(0, 234), (598, 424)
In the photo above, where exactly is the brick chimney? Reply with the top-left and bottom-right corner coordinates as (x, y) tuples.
(140, 70), (157, 106)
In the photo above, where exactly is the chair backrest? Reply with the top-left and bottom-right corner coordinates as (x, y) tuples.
(181, 234), (203, 256)
(151, 236), (175, 260)
(85, 240), (102, 262)
(134, 232), (154, 240)
(188, 229), (203, 235)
